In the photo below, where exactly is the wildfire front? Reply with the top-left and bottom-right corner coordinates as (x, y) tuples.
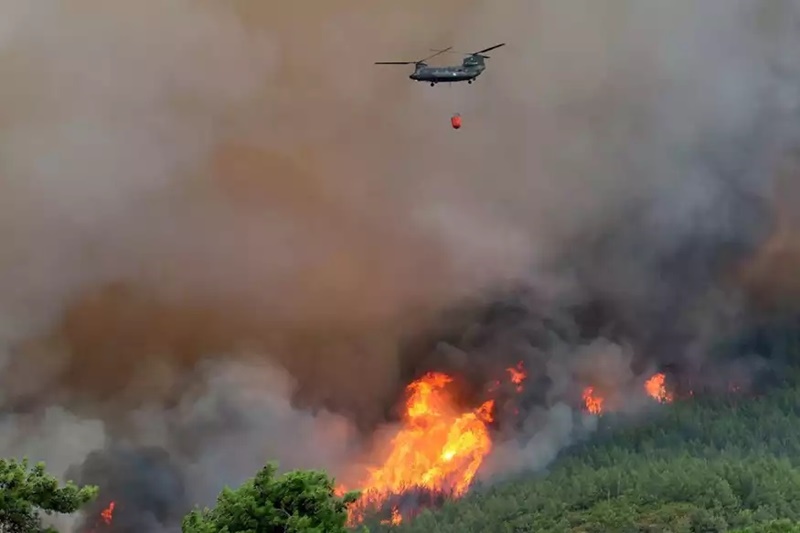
(341, 363), (528, 526)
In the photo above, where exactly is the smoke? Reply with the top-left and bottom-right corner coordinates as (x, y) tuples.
(67, 446), (187, 533)
(2, 0), (800, 529)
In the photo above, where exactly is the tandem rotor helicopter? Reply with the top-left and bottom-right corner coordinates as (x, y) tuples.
(374, 42), (506, 129)
(375, 43), (506, 86)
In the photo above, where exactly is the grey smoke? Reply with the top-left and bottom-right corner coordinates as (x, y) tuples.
(68, 445), (187, 533)
(1, 0), (800, 529)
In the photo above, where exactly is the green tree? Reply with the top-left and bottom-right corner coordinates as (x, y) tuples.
(0, 457), (98, 533)
(730, 520), (800, 533)
(182, 462), (361, 533)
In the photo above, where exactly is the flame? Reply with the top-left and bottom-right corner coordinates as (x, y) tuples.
(346, 372), (495, 525)
(580, 372), (676, 416)
(645, 373), (673, 403)
(380, 506), (402, 526)
(506, 362), (527, 392)
(89, 501), (115, 532)
(582, 386), (604, 414)
(100, 502), (115, 525)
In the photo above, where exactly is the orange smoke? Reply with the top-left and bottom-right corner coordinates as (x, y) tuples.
(345, 371), (496, 525)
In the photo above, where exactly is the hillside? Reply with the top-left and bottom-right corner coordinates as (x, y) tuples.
(368, 372), (800, 532)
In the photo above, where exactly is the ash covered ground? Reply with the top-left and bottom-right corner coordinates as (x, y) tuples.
(3, 1), (800, 531)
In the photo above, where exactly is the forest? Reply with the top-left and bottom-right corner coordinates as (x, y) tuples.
(7, 337), (800, 532)
(340, 324), (800, 532)
(367, 368), (800, 532)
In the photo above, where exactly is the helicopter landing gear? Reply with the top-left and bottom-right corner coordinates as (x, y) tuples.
(430, 82), (435, 87)
(468, 79), (473, 84)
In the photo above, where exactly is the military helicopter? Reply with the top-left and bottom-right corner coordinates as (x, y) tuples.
(375, 43), (506, 86)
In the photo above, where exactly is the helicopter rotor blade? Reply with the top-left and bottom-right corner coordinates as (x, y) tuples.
(428, 43), (506, 59)
(375, 46), (452, 66)
(472, 43), (506, 55)
(417, 46), (453, 64)
(432, 50), (492, 59)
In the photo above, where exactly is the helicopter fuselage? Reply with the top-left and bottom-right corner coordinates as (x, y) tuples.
(410, 64), (486, 85)
(375, 43), (504, 86)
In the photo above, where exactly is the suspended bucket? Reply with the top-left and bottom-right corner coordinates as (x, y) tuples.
(450, 113), (462, 129)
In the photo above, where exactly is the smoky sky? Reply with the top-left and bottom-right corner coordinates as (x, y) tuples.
(3, 0), (800, 531)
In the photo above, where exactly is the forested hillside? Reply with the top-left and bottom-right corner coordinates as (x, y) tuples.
(370, 369), (800, 533)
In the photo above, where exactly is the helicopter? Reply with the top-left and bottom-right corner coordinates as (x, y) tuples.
(375, 43), (506, 86)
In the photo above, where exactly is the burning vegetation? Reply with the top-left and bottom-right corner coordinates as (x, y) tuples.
(582, 386), (604, 415)
(87, 501), (115, 532)
(337, 363), (698, 526)
(67, 446), (187, 533)
(580, 372), (677, 416)
(2, 2), (799, 532)
(645, 373), (675, 404)
(342, 366), (728, 526)
(340, 363), (528, 525)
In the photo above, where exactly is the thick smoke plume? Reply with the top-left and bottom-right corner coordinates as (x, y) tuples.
(2, 0), (800, 530)
(67, 445), (187, 533)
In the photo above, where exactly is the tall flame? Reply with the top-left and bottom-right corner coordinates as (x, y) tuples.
(346, 372), (495, 525)
(582, 386), (604, 414)
(645, 373), (673, 403)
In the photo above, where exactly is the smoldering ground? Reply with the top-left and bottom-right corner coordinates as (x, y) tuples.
(2, 0), (800, 530)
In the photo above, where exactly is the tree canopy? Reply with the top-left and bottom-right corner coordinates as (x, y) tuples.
(369, 380), (800, 532)
(173, 375), (800, 532)
(8, 380), (800, 532)
(10, 351), (800, 531)
(182, 462), (361, 533)
(0, 458), (97, 533)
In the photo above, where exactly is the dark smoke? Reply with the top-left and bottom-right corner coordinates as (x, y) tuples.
(3, 1), (800, 530)
(68, 445), (187, 533)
